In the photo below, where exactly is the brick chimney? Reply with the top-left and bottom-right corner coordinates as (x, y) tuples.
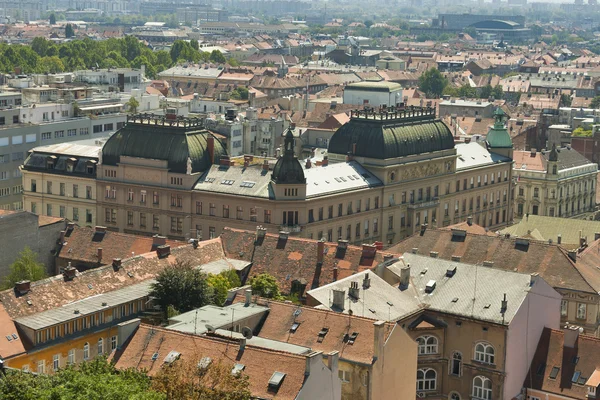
(467, 216), (473, 226)
(15, 280), (31, 295)
(361, 244), (377, 259)
(333, 266), (338, 281)
(262, 159), (269, 171)
(63, 264), (77, 281)
(153, 235), (167, 247)
(317, 239), (325, 264)
(156, 244), (171, 259)
(95, 226), (106, 233)
(220, 155), (231, 166)
(112, 258), (122, 270)
(321, 156), (328, 167)
(97, 248), (103, 261)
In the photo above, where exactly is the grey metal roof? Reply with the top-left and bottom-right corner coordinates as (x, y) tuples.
(402, 253), (531, 325)
(194, 164), (273, 199)
(211, 329), (311, 355)
(15, 280), (154, 331)
(197, 258), (251, 275)
(167, 303), (269, 334)
(455, 142), (511, 171)
(305, 161), (383, 198)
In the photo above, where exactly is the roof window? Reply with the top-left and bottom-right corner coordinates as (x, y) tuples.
(549, 366), (560, 379)
(572, 371), (581, 384)
(151, 353), (159, 361)
(198, 357), (212, 370)
(163, 350), (180, 365)
(268, 371), (286, 390)
(290, 322), (300, 333)
(317, 327), (329, 343)
(232, 363), (245, 376)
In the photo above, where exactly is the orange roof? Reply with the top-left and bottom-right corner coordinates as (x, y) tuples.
(38, 215), (64, 227)
(513, 151), (545, 171)
(0, 303), (26, 359)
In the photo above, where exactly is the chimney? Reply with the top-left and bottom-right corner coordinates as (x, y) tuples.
(59, 230), (66, 244)
(326, 351), (339, 375)
(429, 251), (438, 258)
(321, 156), (328, 167)
(239, 338), (246, 352)
(156, 244), (171, 259)
(63, 264), (77, 281)
(337, 239), (348, 250)
(467, 216), (473, 226)
(563, 324), (582, 348)
(191, 239), (199, 249)
(411, 247), (418, 254)
(305, 351), (322, 377)
(332, 289), (345, 310)
(348, 281), (360, 299)
(568, 249), (577, 262)
(95, 226), (106, 233)
(373, 320), (385, 362)
(362, 273), (371, 289)
(112, 258), (122, 270)
(243, 159), (249, 168)
(383, 254), (394, 261)
(317, 239), (325, 264)
(255, 226), (267, 241)
(67, 222), (75, 230)
(557, 234), (562, 245)
(153, 235), (167, 247)
(220, 155), (231, 166)
(530, 272), (539, 286)
(451, 255), (462, 262)
(579, 237), (587, 249)
(14, 280), (31, 295)
(362, 244), (377, 259)
(333, 266), (338, 281)
(305, 158), (312, 168)
(262, 159), (269, 171)
(420, 224), (427, 235)
(465, 137), (471, 144)
(245, 289), (252, 306)
(97, 248), (103, 261)
(207, 136), (215, 163)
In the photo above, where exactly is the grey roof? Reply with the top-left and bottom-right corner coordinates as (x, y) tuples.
(167, 303), (269, 335)
(308, 270), (421, 321)
(15, 280), (154, 331)
(304, 161), (383, 198)
(402, 253), (532, 325)
(28, 140), (103, 158)
(541, 146), (595, 171)
(197, 258), (251, 275)
(159, 65), (223, 79)
(440, 99), (493, 108)
(211, 329), (311, 355)
(345, 81), (402, 92)
(455, 142), (511, 171)
(194, 164), (273, 199)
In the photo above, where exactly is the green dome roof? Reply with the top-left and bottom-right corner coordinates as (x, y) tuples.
(328, 109), (455, 159)
(102, 117), (227, 174)
(486, 108), (513, 148)
(272, 128), (305, 184)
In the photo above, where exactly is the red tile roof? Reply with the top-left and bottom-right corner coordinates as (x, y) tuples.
(221, 228), (398, 295)
(113, 324), (307, 399)
(38, 215), (65, 227)
(0, 303), (27, 359)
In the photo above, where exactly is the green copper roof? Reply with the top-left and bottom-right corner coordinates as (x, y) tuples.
(102, 118), (226, 173)
(272, 127), (305, 184)
(328, 109), (455, 159)
(486, 108), (513, 148)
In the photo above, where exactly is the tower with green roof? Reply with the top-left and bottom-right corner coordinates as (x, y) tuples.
(486, 108), (513, 159)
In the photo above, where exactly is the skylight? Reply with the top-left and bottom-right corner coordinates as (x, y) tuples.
(151, 353), (159, 361)
(232, 363), (245, 376)
(221, 179), (235, 185)
(198, 357), (212, 370)
(290, 322), (300, 333)
(268, 371), (286, 390)
(549, 366), (560, 379)
(317, 327), (329, 343)
(572, 371), (581, 383)
(163, 351), (180, 365)
(240, 181), (256, 188)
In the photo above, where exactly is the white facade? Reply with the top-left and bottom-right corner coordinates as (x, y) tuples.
(343, 82), (403, 107)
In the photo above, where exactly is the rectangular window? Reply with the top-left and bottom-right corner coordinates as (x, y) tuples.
(577, 303), (587, 320)
(153, 191), (159, 205)
(223, 205), (229, 218)
(209, 226), (216, 239)
(86, 185), (92, 199)
(374, 196), (379, 209)
(140, 212), (146, 228)
(72, 184), (79, 198)
(140, 190), (146, 203)
(60, 183), (65, 196)
(68, 349), (75, 365)
(47, 204), (52, 216)
(67, 129), (77, 137)
(153, 214), (159, 229)
(80, 127), (89, 135)
(250, 207), (257, 222)
(53, 354), (60, 371)
(196, 201), (202, 214)
(128, 189), (134, 202)
(236, 205), (243, 220)
(54, 130), (64, 138)
(93, 125), (102, 133)
(127, 211), (133, 226)
(37, 360), (45, 374)
(41, 132), (52, 141)
(111, 336), (117, 350)
(561, 300), (568, 317)
(209, 203), (216, 216)
(264, 210), (271, 223)
(86, 209), (92, 223)
(73, 208), (79, 221)
(47, 181), (53, 194)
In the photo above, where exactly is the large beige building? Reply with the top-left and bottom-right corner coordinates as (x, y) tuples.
(513, 145), (598, 219)
(22, 108), (515, 243)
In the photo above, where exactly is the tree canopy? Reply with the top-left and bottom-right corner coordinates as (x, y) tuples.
(127, 97), (140, 114)
(2, 247), (47, 290)
(590, 96), (600, 109)
(206, 270), (242, 306)
(418, 68), (448, 98)
(249, 273), (281, 299)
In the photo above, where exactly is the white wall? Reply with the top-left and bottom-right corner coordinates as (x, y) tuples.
(343, 88), (403, 107)
(297, 352), (342, 400)
(504, 276), (561, 400)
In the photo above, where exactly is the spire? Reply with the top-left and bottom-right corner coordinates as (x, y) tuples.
(487, 107), (513, 149)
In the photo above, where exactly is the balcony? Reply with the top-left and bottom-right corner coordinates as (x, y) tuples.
(407, 198), (440, 210)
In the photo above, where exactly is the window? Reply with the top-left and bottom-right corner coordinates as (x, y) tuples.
(47, 204), (52, 216)
(450, 352), (462, 376)
(209, 203), (216, 216)
(127, 211), (134, 226)
(54, 130), (64, 138)
(475, 343), (495, 364)
(534, 187), (539, 198)
(373, 218), (378, 233)
(42, 132), (51, 140)
(83, 342), (90, 360)
(68, 349), (75, 365)
(237, 206), (243, 220)
(472, 376), (492, 400)
(339, 370), (350, 383)
(209, 226), (216, 239)
(577, 303), (587, 320)
(417, 336), (438, 355)
(47, 181), (53, 194)
(86, 185), (92, 199)
(561, 300), (568, 317)
(223, 205), (229, 218)
(86, 209), (92, 223)
(97, 338), (103, 355)
(153, 191), (159, 205)
(37, 360), (45, 374)
(128, 189), (134, 202)
(417, 368), (436, 391)
(250, 207), (257, 222)
(374, 196), (379, 209)
(93, 124), (103, 133)
(327, 206), (332, 219)
(140, 212), (146, 228)
(73, 208), (79, 221)
(264, 210), (271, 223)
(110, 336), (117, 351)
(450, 393), (461, 400)
(153, 214), (159, 229)
(80, 127), (89, 135)
(53, 354), (60, 371)
(67, 129), (77, 137)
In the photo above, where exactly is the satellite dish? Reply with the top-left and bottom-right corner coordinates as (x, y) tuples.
(205, 324), (215, 333)
(241, 326), (253, 339)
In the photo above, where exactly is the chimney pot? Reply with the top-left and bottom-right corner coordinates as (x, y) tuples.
(63, 265), (77, 281)
(245, 289), (252, 306)
(558, 234), (562, 244)
(156, 244), (171, 259)
(112, 258), (122, 270)
(317, 239), (325, 264)
(333, 266), (338, 281)
(14, 280), (31, 295)
(363, 273), (371, 289)
(467, 216), (473, 226)
(59, 230), (66, 244)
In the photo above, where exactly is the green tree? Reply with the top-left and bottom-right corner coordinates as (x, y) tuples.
(206, 270), (242, 305)
(591, 96), (600, 109)
(127, 96), (140, 114)
(249, 273), (281, 299)
(2, 247), (47, 290)
(190, 39), (199, 51)
(36, 56), (65, 73)
(491, 84), (503, 100)
(227, 57), (240, 67)
(572, 127), (593, 137)
(230, 87), (249, 100)
(561, 93), (572, 107)
(149, 260), (213, 318)
(49, 13), (56, 25)
(65, 23), (75, 38)
(418, 68), (448, 98)
(457, 84), (476, 98)
(209, 50), (226, 64)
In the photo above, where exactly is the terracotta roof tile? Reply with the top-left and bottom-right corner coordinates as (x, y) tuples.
(221, 228), (397, 295)
(0, 303), (27, 359)
(37, 215), (65, 227)
(113, 324), (307, 399)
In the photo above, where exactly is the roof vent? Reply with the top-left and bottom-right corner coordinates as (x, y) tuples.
(429, 251), (438, 258)
(163, 351), (181, 365)
(446, 266), (457, 277)
(425, 280), (437, 294)
(451, 255), (462, 262)
(483, 260), (494, 267)
(411, 247), (419, 254)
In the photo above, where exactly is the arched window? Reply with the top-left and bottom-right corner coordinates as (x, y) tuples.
(475, 343), (495, 364)
(83, 342), (90, 360)
(416, 335), (438, 355)
(450, 393), (461, 400)
(390, 172), (396, 182)
(417, 368), (437, 391)
(472, 376), (492, 400)
(98, 338), (104, 355)
(450, 351), (462, 376)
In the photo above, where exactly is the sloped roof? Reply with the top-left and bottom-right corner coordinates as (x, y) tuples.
(500, 215), (600, 248)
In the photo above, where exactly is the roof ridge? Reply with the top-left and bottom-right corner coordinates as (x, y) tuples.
(555, 246), (598, 292)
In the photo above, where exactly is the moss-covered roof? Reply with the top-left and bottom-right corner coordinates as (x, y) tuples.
(328, 111), (455, 159)
(102, 119), (227, 174)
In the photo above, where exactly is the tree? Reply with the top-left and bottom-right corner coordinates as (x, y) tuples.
(152, 358), (251, 400)
(249, 273), (281, 299)
(0, 357), (163, 400)
(206, 270), (242, 305)
(560, 93), (572, 107)
(2, 247), (47, 290)
(209, 50), (226, 64)
(491, 84), (503, 100)
(65, 24), (75, 38)
(190, 39), (199, 51)
(230, 87), (249, 100)
(418, 68), (448, 98)
(127, 96), (140, 114)
(227, 57), (240, 67)
(149, 261), (213, 318)
(49, 13), (56, 25)
(591, 96), (600, 109)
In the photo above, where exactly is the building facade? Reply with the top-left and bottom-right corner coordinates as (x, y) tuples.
(513, 145), (598, 218)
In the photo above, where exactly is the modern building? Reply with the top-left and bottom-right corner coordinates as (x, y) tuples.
(439, 99), (496, 119)
(513, 145), (598, 218)
(342, 81), (403, 107)
(73, 68), (149, 93)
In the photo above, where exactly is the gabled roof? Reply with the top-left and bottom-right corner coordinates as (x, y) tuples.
(220, 228), (397, 295)
(57, 226), (186, 266)
(0, 303), (26, 359)
(113, 324), (308, 400)
(524, 328), (600, 399)
(388, 227), (595, 293)
(246, 299), (395, 365)
(500, 215), (600, 248)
